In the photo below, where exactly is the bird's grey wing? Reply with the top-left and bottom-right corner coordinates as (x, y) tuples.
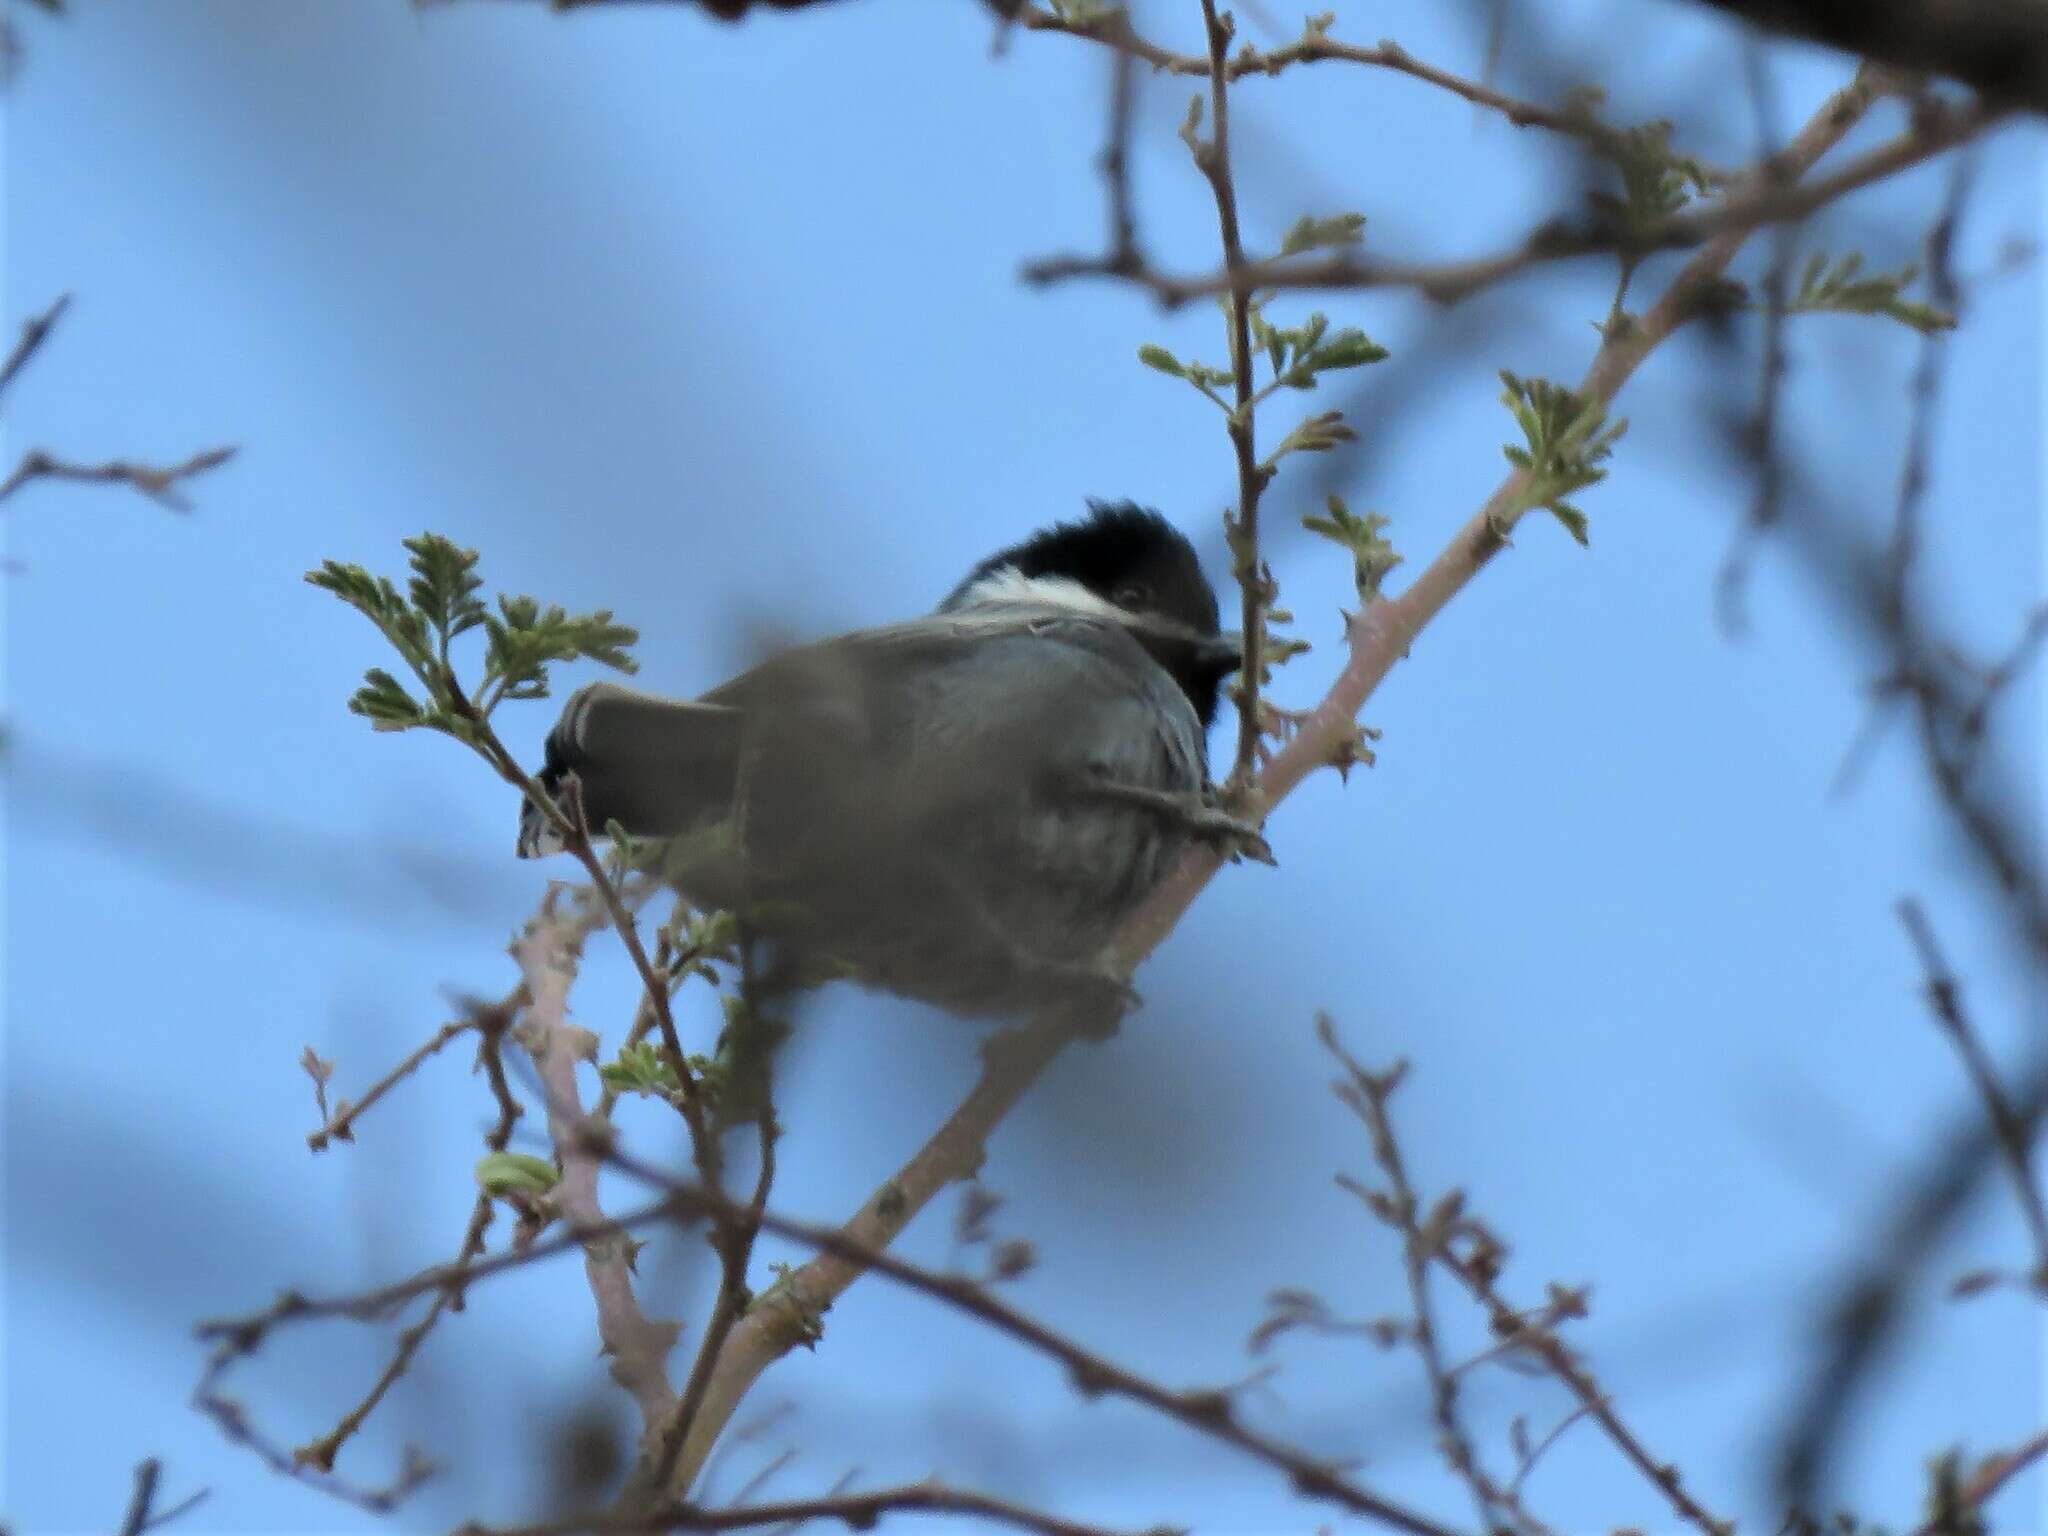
(703, 604), (1204, 797)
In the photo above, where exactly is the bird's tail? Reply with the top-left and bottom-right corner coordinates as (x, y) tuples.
(516, 682), (743, 858)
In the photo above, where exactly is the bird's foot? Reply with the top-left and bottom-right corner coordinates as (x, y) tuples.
(1079, 777), (1276, 867)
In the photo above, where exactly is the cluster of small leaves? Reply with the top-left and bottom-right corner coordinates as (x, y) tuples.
(1496, 372), (1628, 546)
(1589, 119), (1718, 232)
(1138, 342), (1240, 409)
(1780, 250), (1957, 334)
(1261, 605), (1312, 669)
(1138, 292), (1385, 431)
(599, 1041), (682, 1098)
(1304, 494), (1403, 601)
(306, 533), (638, 732)
(655, 905), (741, 984)
(1249, 300), (1388, 394)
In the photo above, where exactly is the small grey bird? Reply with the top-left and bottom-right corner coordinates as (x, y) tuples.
(517, 500), (1259, 1019)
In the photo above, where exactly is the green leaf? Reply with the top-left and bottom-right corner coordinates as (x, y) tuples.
(1268, 409), (1357, 465)
(1137, 343), (1186, 378)
(599, 1040), (681, 1097)
(402, 533), (487, 645)
(314, 534), (641, 734)
(1303, 494), (1402, 601)
(1496, 372), (1626, 544)
(348, 667), (433, 731)
(1592, 119), (1717, 230)
(483, 593), (639, 704)
(475, 1152), (560, 1197)
(1308, 328), (1389, 371)
(1278, 211), (1366, 258)
(307, 560), (431, 673)
(1779, 250), (1957, 334)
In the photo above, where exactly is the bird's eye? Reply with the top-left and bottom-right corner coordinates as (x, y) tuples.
(1113, 583), (1151, 609)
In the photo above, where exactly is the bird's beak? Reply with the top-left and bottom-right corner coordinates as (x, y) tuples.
(1179, 630), (1236, 679)
(1198, 630), (1245, 678)
(1128, 620), (1244, 682)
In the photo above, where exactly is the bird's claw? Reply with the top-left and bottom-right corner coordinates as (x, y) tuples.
(1077, 776), (1278, 867)
(1179, 799), (1278, 867)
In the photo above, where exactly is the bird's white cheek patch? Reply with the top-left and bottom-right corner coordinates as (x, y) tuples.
(959, 567), (1136, 621)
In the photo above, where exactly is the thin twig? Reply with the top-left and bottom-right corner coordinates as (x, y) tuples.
(0, 445), (237, 510)
(1714, 40), (1793, 635)
(1907, 1427), (2048, 1536)
(1183, 0), (1269, 790)
(0, 293), (69, 401)
(1014, 5), (1706, 165)
(1504, 1405), (1594, 1502)
(1334, 1017), (1525, 1536)
(115, 1460), (208, 1536)
(307, 1013), (488, 1151)
(196, 1194), (677, 1344)
(639, 1014), (1080, 1497)
(1896, 898), (2048, 1276)
(611, 1156), (1469, 1536)
(648, 949), (783, 1497)
(1030, 93), (1996, 307)
(1323, 1019), (1730, 1536)
(459, 1476), (1177, 1536)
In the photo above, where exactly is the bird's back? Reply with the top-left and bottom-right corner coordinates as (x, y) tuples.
(528, 605), (1209, 1015)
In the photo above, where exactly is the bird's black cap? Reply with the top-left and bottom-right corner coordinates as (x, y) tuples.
(943, 500), (1239, 728)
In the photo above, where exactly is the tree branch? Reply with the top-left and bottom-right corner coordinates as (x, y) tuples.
(0, 445), (237, 511)
(1185, 0), (1270, 789)
(514, 898), (682, 1429)
(1030, 89), (1994, 307)
(462, 1476), (1177, 1536)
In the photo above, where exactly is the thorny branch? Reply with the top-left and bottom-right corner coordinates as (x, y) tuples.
(1183, 0), (1271, 791)
(645, 35), (1941, 1519)
(1107, 61), (1890, 974)
(641, 1015), (1081, 1497)
(515, 900), (683, 1428)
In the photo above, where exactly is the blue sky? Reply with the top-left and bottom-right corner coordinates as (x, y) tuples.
(2, 2), (2042, 1533)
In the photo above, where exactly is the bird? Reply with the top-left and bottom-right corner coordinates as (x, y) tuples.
(516, 500), (1264, 1021)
